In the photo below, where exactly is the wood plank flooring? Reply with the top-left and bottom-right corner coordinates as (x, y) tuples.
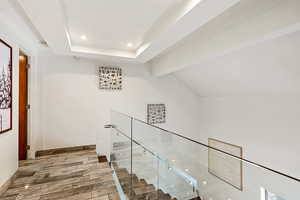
(0, 148), (120, 200)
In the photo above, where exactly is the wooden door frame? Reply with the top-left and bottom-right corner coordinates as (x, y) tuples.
(19, 46), (35, 160)
(19, 51), (29, 160)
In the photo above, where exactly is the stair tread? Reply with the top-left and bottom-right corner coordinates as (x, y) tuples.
(111, 156), (197, 200)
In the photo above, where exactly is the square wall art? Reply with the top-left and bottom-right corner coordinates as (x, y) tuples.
(147, 104), (166, 124)
(0, 39), (12, 134)
(99, 66), (122, 90)
(208, 138), (243, 191)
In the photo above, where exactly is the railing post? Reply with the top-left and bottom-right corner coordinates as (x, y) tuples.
(104, 124), (114, 167)
(157, 156), (160, 200)
(130, 117), (133, 199)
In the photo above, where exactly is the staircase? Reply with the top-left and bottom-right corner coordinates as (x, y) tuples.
(110, 141), (201, 200)
(114, 167), (177, 200)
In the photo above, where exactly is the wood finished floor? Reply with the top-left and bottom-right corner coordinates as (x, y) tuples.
(0, 149), (120, 200)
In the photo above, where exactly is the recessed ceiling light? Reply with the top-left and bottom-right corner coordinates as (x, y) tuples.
(80, 35), (87, 40)
(127, 43), (133, 47)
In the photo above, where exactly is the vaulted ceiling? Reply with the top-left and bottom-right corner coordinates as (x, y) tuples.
(174, 30), (300, 96)
(151, 0), (300, 96)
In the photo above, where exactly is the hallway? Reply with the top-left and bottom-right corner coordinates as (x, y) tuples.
(0, 147), (119, 200)
(1, 0), (300, 199)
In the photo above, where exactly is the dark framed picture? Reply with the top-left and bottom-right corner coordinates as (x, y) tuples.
(0, 39), (13, 134)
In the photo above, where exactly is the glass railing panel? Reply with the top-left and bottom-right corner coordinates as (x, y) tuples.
(110, 110), (132, 199)
(201, 147), (299, 200)
(111, 110), (131, 138)
(131, 140), (159, 199)
(110, 128), (132, 199)
(131, 118), (300, 200)
(132, 119), (203, 180)
(109, 111), (299, 199)
(157, 157), (198, 199)
(132, 119), (200, 199)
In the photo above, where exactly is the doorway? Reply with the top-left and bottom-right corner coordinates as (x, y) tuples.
(19, 52), (29, 160)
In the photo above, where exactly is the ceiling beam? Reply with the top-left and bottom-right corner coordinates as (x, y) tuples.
(151, 0), (300, 76)
(17, 0), (70, 54)
(137, 0), (241, 62)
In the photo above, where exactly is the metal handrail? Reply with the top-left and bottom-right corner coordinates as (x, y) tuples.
(110, 110), (300, 183)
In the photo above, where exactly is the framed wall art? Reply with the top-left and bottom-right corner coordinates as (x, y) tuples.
(0, 39), (13, 134)
(208, 138), (243, 191)
(147, 104), (166, 124)
(98, 66), (122, 90)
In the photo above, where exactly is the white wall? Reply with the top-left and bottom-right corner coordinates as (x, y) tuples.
(36, 51), (201, 158)
(0, 29), (19, 190)
(167, 95), (299, 200)
(156, 29), (300, 200)
(174, 30), (300, 179)
(0, 0), (39, 187)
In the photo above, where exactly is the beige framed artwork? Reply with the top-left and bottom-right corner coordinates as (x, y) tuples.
(208, 138), (243, 191)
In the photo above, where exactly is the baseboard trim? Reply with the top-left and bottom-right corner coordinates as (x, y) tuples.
(35, 145), (96, 157)
(0, 172), (17, 197)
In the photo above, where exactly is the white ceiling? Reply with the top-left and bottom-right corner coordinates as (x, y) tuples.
(62, 0), (179, 52)
(0, 0), (42, 47)
(15, 0), (242, 63)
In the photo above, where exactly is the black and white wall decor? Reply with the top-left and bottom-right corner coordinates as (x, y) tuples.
(0, 39), (12, 134)
(147, 104), (166, 124)
(98, 66), (122, 90)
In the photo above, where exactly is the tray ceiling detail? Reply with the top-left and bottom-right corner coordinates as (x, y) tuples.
(16, 0), (241, 63)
